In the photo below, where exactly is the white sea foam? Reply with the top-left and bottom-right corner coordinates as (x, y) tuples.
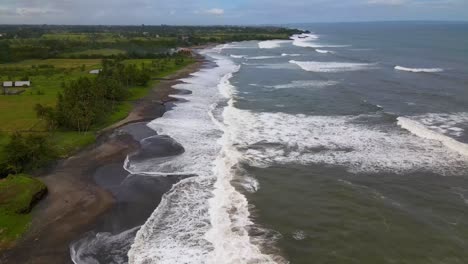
(290, 60), (375, 73)
(258, 40), (291, 49)
(316, 49), (332, 54)
(410, 113), (468, 138)
(281, 53), (301, 57)
(71, 228), (139, 264)
(247, 55), (283, 60)
(128, 48), (278, 264)
(265, 80), (339, 89)
(222, 43), (251, 49)
(239, 176), (260, 193)
(394, 66), (444, 73)
(230, 54), (246, 59)
(397, 117), (468, 157)
(290, 33), (348, 48)
(224, 109), (468, 175)
(206, 98), (278, 264)
(292, 230), (307, 241)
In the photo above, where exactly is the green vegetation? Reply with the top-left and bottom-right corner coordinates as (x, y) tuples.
(62, 49), (126, 58)
(0, 25), (302, 63)
(0, 174), (47, 248)
(1, 133), (56, 175)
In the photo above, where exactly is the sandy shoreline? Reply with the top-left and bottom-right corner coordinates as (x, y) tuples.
(0, 55), (206, 264)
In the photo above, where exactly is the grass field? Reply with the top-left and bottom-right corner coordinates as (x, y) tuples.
(0, 174), (47, 249)
(0, 60), (99, 132)
(2, 58), (101, 69)
(62, 49), (126, 57)
(0, 56), (194, 156)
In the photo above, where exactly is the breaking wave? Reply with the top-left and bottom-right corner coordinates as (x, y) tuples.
(291, 33), (348, 48)
(258, 40), (291, 49)
(230, 54), (246, 59)
(411, 113), (468, 138)
(225, 109), (468, 175)
(290, 60), (376, 72)
(265, 80), (339, 89)
(247, 55), (283, 60)
(397, 117), (468, 157)
(127, 48), (280, 264)
(316, 49), (332, 54)
(394, 66), (444, 73)
(281, 53), (301, 57)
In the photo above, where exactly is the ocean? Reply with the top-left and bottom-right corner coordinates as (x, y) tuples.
(72, 22), (468, 263)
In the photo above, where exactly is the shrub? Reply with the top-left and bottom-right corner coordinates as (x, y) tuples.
(2, 133), (57, 174)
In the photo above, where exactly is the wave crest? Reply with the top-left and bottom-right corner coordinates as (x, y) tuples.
(394, 66), (444, 73)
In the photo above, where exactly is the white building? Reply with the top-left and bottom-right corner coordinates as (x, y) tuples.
(14, 81), (31, 87)
(2, 81), (13, 87)
(89, 69), (102, 74)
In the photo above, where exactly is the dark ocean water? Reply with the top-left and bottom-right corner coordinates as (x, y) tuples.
(221, 22), (468, 264)
(71, 22), (468, 264)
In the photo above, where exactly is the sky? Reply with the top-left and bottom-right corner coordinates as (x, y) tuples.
(0, 0), (467, 25)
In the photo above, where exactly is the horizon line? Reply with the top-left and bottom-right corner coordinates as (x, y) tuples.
(0, 20), (467, 27)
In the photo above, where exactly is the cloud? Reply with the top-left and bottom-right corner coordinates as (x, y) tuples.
(367, 0), (407, 5)
(15, 7), (62, 16)
(204, 8), (224, 15)
(0, 0), (466, 24)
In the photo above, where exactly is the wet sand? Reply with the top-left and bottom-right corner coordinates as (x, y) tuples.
(0, 56), (205, 264)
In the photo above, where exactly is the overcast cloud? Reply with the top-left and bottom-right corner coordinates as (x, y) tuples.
(0, 0), (466, 25)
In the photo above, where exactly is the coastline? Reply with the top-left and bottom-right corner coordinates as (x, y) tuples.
(0, 54), (206, 264)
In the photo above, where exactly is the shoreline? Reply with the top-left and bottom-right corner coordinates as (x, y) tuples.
(0, 54), (206, 264)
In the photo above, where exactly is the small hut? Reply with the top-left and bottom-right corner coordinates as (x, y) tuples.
(14, 81), (31, 87)
(89, 69), (102, 74)
(2, 81), (13, 87)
